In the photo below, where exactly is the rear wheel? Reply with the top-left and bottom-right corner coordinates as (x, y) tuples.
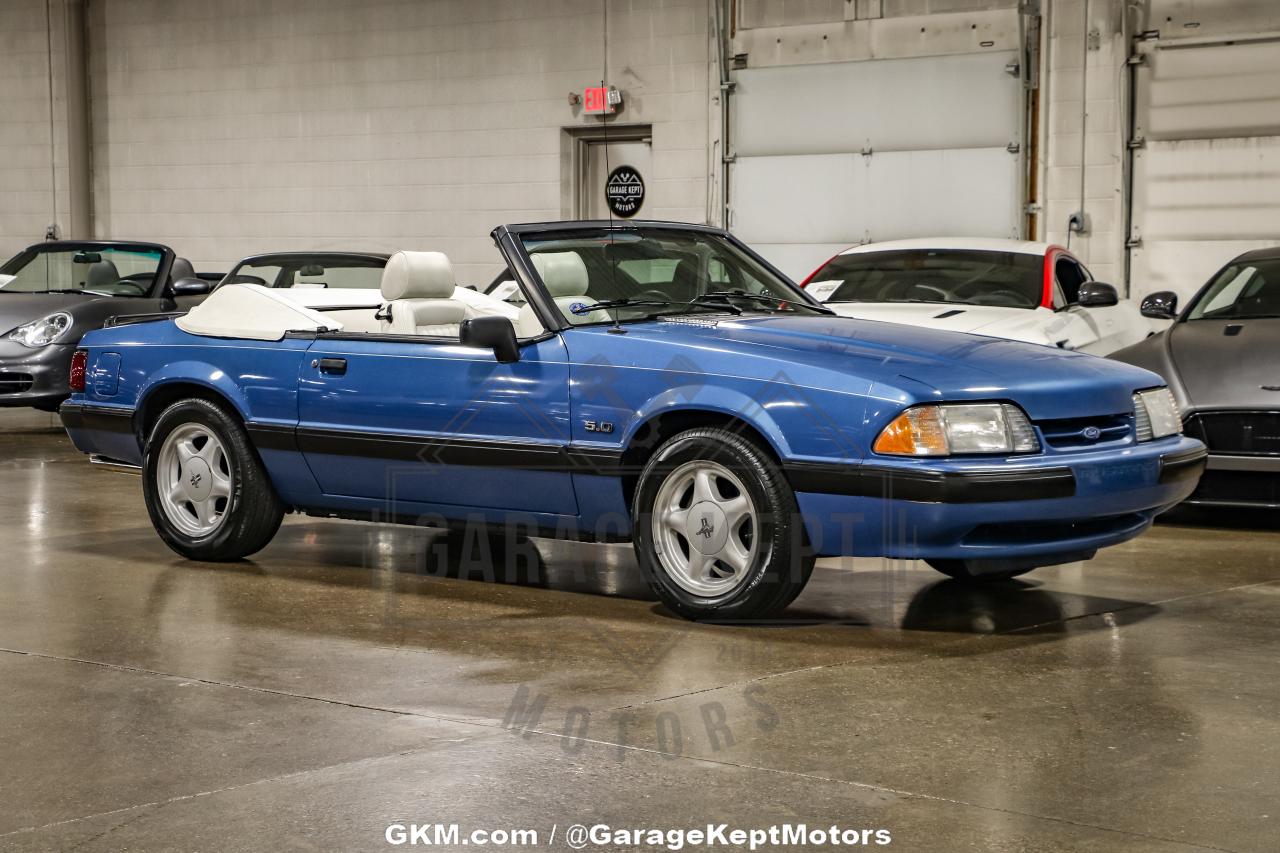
(143, 398), (285, 561)
(926, 559), (1034, 583)
(633, 428), (814, 621)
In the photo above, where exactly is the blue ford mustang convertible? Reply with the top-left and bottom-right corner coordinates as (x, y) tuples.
(60, 221), (1206, 620)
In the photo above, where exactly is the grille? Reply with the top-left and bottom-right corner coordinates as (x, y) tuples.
(1036, 413), (1132, 450)
(1190, 470), (1280, 508)
(0, 372), (34, 394)
(1183, 411), (1280, 456)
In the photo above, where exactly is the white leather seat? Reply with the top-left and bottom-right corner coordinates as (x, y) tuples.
(379, 251), (466, 337)
(515, 251), (609, 337)
(452, 285), (521, 322)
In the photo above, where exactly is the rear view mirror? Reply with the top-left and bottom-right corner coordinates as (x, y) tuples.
(299, 264), (325, 277)
(170, 277), (212, 297)
(1140, 291), (1178, 320)
(460, 316), (520, 364)
(72, 251), (102, 264)
(1077, 281), (1119, 307)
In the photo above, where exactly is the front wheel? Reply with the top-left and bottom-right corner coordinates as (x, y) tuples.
(143, 398), (285, 561)
(632, 428), (814, 621)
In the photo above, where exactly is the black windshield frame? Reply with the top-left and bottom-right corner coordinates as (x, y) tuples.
(496, 222), (829, 331)
(0, 240), (174, 299)
(220, 252), (389, 290)
(1185, 256), (1280, 322)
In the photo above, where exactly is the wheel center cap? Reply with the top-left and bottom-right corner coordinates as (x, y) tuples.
(687, 501), (729, 555)
(183, 458), (213, 502)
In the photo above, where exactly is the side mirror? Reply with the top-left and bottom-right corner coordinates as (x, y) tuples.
(1140, 290), (1178, 320)
(460, 316), (520, 364)
(170, 277), (212, 297)
(1077, 281), (1119, 307)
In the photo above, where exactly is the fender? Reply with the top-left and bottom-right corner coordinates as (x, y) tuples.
(133, 355), (323, 505)
(136, 361), (256, 425)
(624, 384), (797, 460)
(1112, 326), (1192, 413)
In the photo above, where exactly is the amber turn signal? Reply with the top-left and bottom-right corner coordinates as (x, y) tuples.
(873, 406), (949, 456)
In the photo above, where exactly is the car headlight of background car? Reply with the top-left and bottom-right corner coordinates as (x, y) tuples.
(1133, 387), (1181, 441)
(873, 403), (1040, 456)
(7, 312), (73, 348)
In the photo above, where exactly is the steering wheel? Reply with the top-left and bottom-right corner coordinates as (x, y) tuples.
(634, 289), (674, 304)
(908, 284), (951, 301)
(111, 274), (152, 295)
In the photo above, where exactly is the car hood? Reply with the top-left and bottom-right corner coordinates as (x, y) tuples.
(605, 314), (1159, 421)
(825, 302), (1056, 345)
(1169, 318), (1280, 410)
(0, 292), (105, 333)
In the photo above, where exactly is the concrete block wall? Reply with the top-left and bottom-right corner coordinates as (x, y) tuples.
(84, 0), (713, 283)
(0, 0), (71, 261)
(1040, 0), (1129, 287)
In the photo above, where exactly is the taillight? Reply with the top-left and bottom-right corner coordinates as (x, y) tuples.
(69, 349), (88, 392)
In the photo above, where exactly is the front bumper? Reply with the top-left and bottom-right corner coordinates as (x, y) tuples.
(789, 436), (1206, 559)
(1184, 454), (1280, 508)
(0, 342), (77, 409)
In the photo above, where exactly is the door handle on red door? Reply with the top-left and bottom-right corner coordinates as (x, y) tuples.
(314, 357), (347, 375)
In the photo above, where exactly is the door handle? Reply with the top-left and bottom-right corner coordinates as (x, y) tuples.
(314, 357), (347, 375)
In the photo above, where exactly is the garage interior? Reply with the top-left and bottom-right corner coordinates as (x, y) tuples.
(3, 1), (1280, 852)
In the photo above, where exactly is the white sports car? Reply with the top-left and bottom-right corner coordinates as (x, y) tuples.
(801, 238), (1151, 355)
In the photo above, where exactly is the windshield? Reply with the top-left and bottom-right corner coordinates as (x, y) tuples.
(806, 249), (1044, 309)
(1188, 258), (1280, 321)
(518, 228), (826, 325)
(224, 256), (386, 289)
(0, 245), (165, 297)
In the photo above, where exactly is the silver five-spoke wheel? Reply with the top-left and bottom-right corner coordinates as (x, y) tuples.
(651, 460), (758, 596)
(156, 423), (233, 537)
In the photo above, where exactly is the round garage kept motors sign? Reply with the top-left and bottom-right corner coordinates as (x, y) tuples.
(605, 166), (645, 217)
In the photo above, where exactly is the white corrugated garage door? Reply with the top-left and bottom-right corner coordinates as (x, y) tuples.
(1130, 37), (1280, 303)
(729, 51), (1024, 280)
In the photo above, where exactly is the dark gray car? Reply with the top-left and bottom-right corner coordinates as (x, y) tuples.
(0, 240), (212, 411)
(1111, 247), (1280, 508)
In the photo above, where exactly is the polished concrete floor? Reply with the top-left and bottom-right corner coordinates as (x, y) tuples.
(1, 418), (1278, 852)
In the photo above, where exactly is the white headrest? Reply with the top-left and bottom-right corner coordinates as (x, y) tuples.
(532, 252), (589, 298)
(381, 251), (454, 301)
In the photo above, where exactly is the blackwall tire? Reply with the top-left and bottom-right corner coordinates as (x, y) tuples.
(632, 427), (814, 621)
(143, 398), (285, 561)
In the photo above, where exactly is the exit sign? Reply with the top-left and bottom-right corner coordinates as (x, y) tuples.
(583, 86), (620, 115)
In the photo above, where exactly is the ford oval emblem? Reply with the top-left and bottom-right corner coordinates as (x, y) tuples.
(1082, 426), (1102, 441)
(569, 302), (590, 315)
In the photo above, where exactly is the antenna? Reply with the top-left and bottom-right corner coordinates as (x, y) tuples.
(601, 0), (625, 333)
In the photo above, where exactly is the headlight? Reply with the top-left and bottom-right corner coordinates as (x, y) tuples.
(873, 403), (1040, 456)
(7, 312), (72, 347)
(1133, 388), (1180, 440)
